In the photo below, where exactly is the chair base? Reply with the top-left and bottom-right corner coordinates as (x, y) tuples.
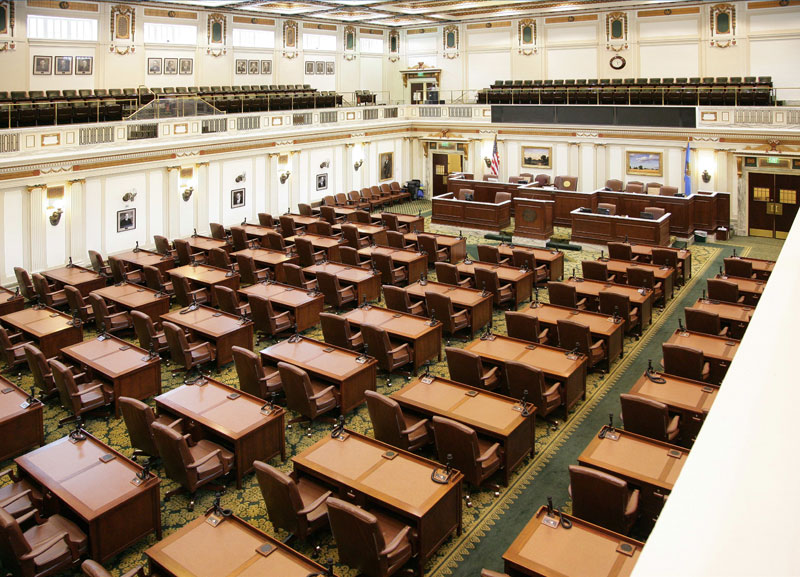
(164, 482), (226, 512)
(288, 415), (337, 437)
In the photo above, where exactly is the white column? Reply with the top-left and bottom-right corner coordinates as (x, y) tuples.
(195, 162), (210, 232)
(579, 142), (595, 192)
(362, 141), (372, 185)
(68, 179), (86, 265)
(595, 144), (607, 190)
(402, 137), (411, 183)
(27, 184), (47, 272)
(166, 166), (181, 239)
(290, 151), (301, 210)
(568, 142), (580, 179)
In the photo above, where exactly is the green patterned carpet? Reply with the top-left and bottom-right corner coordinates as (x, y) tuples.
(0, 203), (751, 577)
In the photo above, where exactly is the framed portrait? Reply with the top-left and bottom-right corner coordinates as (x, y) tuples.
(0, 1), (9, 35)
(235, 59), (247, 74)
(326, 61), (335, 75)
(231, 188), (246, 209)
(147, 57), (162, 75)
(33, 55), (52, 76)
(55, 56), (73, 76)
(117, 209), (136, 233)
(164, 57), (178, 75)
(316, 174), (328, 191)
(75, 56), (93, 75)
(248, 60), (259, 75)
(379, 152), (393, 181)
(744, 157), (757, 168)
(179, 58), (193, 75)
(627, 151), (663, 177)
(305, 61), (314, 75)
(315, 61), (325, 75)
(261, 59), (272, 75)
(521, 146), (551, 169)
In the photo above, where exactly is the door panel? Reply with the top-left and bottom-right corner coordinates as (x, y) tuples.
(748, 172), (800, 239)
(774, 174), (800, 239)
(432, 153), (449, 197)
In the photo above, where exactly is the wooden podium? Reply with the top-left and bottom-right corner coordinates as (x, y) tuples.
(513, 198), (554, 241)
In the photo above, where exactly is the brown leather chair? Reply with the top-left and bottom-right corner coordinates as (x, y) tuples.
(547, 281), (586, 310)
(365, 390), (430, 451)
(87, 293), (133, 333)
(445, 347), (499, 391)
(659, 185), (678, 196)
(383, 285), (425, 316)
(326, 497), (416, 577)
(209, 222), (228, 241)
(625, 182), (644, 194)
(354, 209), (375, 224)
(278, 362), (339, 432)
(504, 311), (548, 345)
(582, 261), (615, 283)
(0, 507), (87, 577)
(170, 273), (209, 307)
(249, 294), (294, 341)
(81, 560), (148, 577)
(131, 310), (168, 354)
(475, 268), (514, 308)
(512, 250), (547, 285)
(162, 321), (216, 374)
(319, 312), (363, 351)
(347, 191), (370, 211)
(707, 278), (743, 304)
(235, 253), (269, 285)
(373, 252), (407, 285)
(652, 248), (684, 285)
(361, 323), (414, 378)
(31, 273), (67, 309)
(232, 345), (281, 399)
(283, 263), (317, 291)
(320, 205), (345, 226)
(154, 235), (177, 260)
(477, 245), (510, 265)
(495, 192), (512, 203)
(662, 343), (710, 381)
(643, 206), (665, 219)
(605, 179), (623, 191)
(143, 266), (174, 296)
(534, 174), (550, 186)
(627, 267), (664, 308)
(0, 327), (33, 370)
(426, 291), (470, 340)
(557, 319), (606, 372)
(229, 226), (249, 252)
(620, 393), (680, 443)
(108, 256), (144, 285)
(64, 285), (93, 324)
(457, 188), (473, 201)
(314, 221), (340, 239)
(724, 257), (755, 278)
(253, 461), (331, 543)
(151, 420), (233, 511)
(316, 271), (356, 308)
(0, 469), (42, 519)
(599, 291), (641, 338)
(435, 262), (472, 288)
(279, 215), (302, 238)
(258, 212), (277, 228)
(14, 267), (38, 302)
(417, 234), (448, 265)
(266, 230), (294, 255)
(213, 285), (250, 316)
(22, 344), (58, 401)
(340, 246), (370, 268)
(88, 250), (112, 277)
(685, 308), (727, 337)
(298, 203), (314, 217)
(608, 242), (636, 262)
(381, 213), (408, 234)
(554, 175), (578, 191)
(432, 416), (501, 505)
(295, 238), (326, 268)
(387, 231), (412, 250)
(342, 224), (370, 250)
(173, 239), (206, 266)
(568, 465), (639, 534)
(49, 359), (113, 425)
(506, 361), (563, 422)
(119, 396), (182, 460)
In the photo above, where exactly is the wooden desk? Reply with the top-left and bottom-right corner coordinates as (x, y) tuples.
(342, 306), (442, 371)
(293, 430), (463, 576)
(333, 206), (358, 221)
(61, 335), (162, 417)
(0, 306), (83, 358)
(115, 249), (176, 274)
(627, 243), (692, 280)
(240, 223), (274, 242)
(563, 278), (653, 328)
(686, 297), (752, 339)
(570, 209), (671, 247)
(332, 222), (388, 246)
(431, 193), (512, 231)
(715, 274), (764, 306)
(42, 265), (107, 297)
(358, 245), (428, 283)
(456, 261), (534, 306)
(91, 282), (171, 323)
(0, 375), (43, 461)
(498, 245), (565, 281)
(260, 336), (377, 413)
(628, 371), (718, 447)
(284, 213), (323, 232)
(184, 235), (229, 254)
(730, 256), (774, 280)
(601, 258), (674, 300)
(383, 211), (425, 232)
(231, 247), (298, 283)
(0, 286), (25, 317)
(406, 280), (493, 338)
(502, 506), (643, 577)
(284, 233), (342, 263)
(466, 335), (588, 412)
(302, 262), (380, 304)
(162, 306), (253, 368)
(155, 377), (285, 489)
(239, 282), (324, 332)
(513, 198), (554, 241)
(403, 232), (467, 264)
(146, 514), (337, 577)
(521, 303), (624, 362)
(16, 432), (161, 563)
(663, 329), (739, 385)
(391, 376), (535, 484)
(166, 264), (240, 306)
(578, 429), (688, 529)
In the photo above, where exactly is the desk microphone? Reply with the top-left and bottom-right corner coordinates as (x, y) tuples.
(9, 287), (19, 301)
(599, 413), (615, 439)
(428, 308), (437, 327)
(481, 281), (488, 298)
(702, 289), (706, 300)
(67, 256), (74, 268)
(600, 250), (605, 261)
(288, 324), (301, 343)
(192, 228), (198, 238)
(69, 309), (82, 328)
(191, 255), (198, 268)
(624, 234), (629, 244)
(566, 342), (580, 359)
(732, 248), (737, 257)
(419, 272), (427, 286)
(242, 217), (247, 225)
(519, 389), (530, 417)
(226, 263), (235, 278)
(646, 359), (667, 383)
(361, 295), (370, 310)
(330, 415), (345, 439)
(137, 457), (153, 481)
(458, 230), (463, 239)
(612, 305), (621, 324)
(678, 318), (686, 333)
(69, 417), (87, 442)
(133, 241), (140, 253)
(531, 287), (540, 308)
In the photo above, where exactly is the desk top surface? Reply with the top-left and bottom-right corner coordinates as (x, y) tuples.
(686, 298), (753, 323)
(168, 264), (236, 284)
(239, 282), (323, 306)
(303, 262), (378, 282)
(285, 214), (322, 226)
(42, 266), (104, 284)
(383, 212), (425, 224)
(406, 280), (493, 307)
(0, 375), (42, 423)
(92, 283), (170, 308)
(404, 232), (466, 247)
(733, 256), (774, 271)
(1, 306), (76, 337)
(115, 249), (170, 267)
(285, 233), (342, 248)
(239, 224), (274, 237)
(628, 371), (718, 415)
(715, 274), (765, 293)
(334, 223), (387, 235)
(564, 278), (652, 303)
(62, 335), (157, 378)
(602, 259), (674, 279)
(184, 236), (228, 251)
(498, 244), (564, 263)
(457, 260), (534, 283)
(342, 306), (438, 339)
(521, 303), (625, 338)
(358, 245), (427, 263)
(260, 336), (376, 381)
(232, 248), (295, 265)
(664, 329), (739, 361)
(628, 243), (691, 259)
(466, 334), (586, 379)
(162, 305), (251, 337)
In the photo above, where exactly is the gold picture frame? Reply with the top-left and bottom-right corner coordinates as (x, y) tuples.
(518, 19), (536, 55)
(284, 20), (297, 49)
(379, 152), (393, 181)
(521, 146), (551, 169)
(208, 13), (225, 46)
(627, 151), (663, 177)
(111, 5), (134, 41)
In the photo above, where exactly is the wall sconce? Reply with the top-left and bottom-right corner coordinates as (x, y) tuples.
(483, 157), (492, 168)
(122, 189), (137, 202)
(235, 172), (246, 183)
(49, 208), (63, 226)
(182, 187), (194, 201)
(354, 159), (363, 171)
(279, 171), (291, 184)
(320, 160), (330, 169)
(46, 185), (65, 227)
(701, 170), (711, 183)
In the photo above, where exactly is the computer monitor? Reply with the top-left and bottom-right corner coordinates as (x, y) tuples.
(640, 211), (655, 220)
(597, 207), (611, 215)
(579, 207), (593, 213)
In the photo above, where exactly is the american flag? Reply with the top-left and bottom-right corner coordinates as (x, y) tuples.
(490, 136), (500, 176)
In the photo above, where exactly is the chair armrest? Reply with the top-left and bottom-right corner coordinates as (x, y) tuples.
(107, 311), (130, 321)
(271, 311), (292, 322)
(590, 339), (605, 352)
(9, 340), (33, 352)
(7, 331), (25, 343)
(20, 531), (71, 561)
(187, 448), (222, 469)
(543, 382), (562, 400)
(386, 343), (410, 356)
(0, 488), (32, 509)
(480, 366), (499, 383)
(72, 382), (105, 397)
(535, 264), (547, 273)
(168, 418), (184, 429)
(476, 442), (501, 462)
(380, 525), (413, 557)
(186, 341), (212, 353)
(608, 274), (616, 283)
(401, 418), (429, 435)
(71, 371), (87, 382)
(297, 490), (332, 515)
(452, 309), (469, 321)
(719, 326), (729, 337)
(0, 468), (18, 482)
(538, 327), (549, 342)
(309, 385), (336, 401)
(576, 297), (587, 307)
(120, 566), (148, 577)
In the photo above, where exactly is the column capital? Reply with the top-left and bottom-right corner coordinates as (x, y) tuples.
(26, 184), (47, 193)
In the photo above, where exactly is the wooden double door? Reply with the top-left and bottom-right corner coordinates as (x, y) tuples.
(431, 153), (463, 197)
(748, 172), (800, 239)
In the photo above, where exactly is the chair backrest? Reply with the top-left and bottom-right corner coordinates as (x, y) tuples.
(227, 226), (247, 252)
(505, 311), (540, 343)
(643, 206), (665, 219)
(365, 390), (407, 448)
(534, 174), (550, 186)
(170, 274), (196, 307)
(173, 239), (195, 266)
(253, 461), (307, 536)
(163, 321), (191, 368)
(547, 281), (578, 308)
(477, 245), (501, 264)
(724, 257), (753, 278)
(582, 260), (610, 282)
(626, 266), (655, 290)
(662, 343), (706, 380)
(298, 204), (313, 217)
(568, 465), (631, 533)
(554, 175), (578, 191)
(505, 360), (548, 406)
(556, 319), (591, 355)
(341, 224), (362, 249)
(339, 246), (363, 268)
(213, 285), (240, 315)
(13, 268), (34, 301)
(445, 347), (484, 388)
(31, 273), (52, 300)
(598, 291), (631, 323)
(119, 396), (160, 457)
(320, 205), (338, 225)
(417, 234), (440, 260)
(64, 285), (87, 319)
(208, 247), (232, 270)
(131, 310), (157, 350)
(316, 221), (335, 237)
(0, 508), (33, 575)
(650, 248), (676, 268)
(474, 268), (500, 299)
(210, 222), (226, 240)
(258, 212), (275, 226)
(434, 262), (461, 286)
(283, 263), (308, 289)
(88, 250), (107, 274)
(606, 179), (623, 191)
(232, 346), (268, 399)
(87, 293), (111, 327)
(660, 185), (678, 196)
(625, 182), (644, 194)
(0, 328), (20, 365)
(327, 498), (386, 577)
(354, 210), (372, 224)
(277, 361), (316, 418)
(319, 312), (357, 350)
(360, 324), (394, 371)
(48, 359), (79, 414)
(279, 215), (296, 238)
(512, 249), (536, 270)
(107, 257), (127, 284)
(383, 285), (412, 314)
(372, 252), (397, 284)
(235, 254), (261, 285)
(387, 231), (407, 249)
(23, 344), (55, 396)
(266, 231), (287, 252)
(597, 203), (617, 215)
(382, 213), (401, 231)
(620, 393), (672, 442)
(316, 271), (345, 305)
(294, 237), (318, 267)
(607, 242), (632, 261)
(707, 278), (740, 303)
(154, 235), (173, 256)
(685, 308), (721, 336)
(432, 415), (482, 485)
(425, 291), (455, 332)
(495, 192), (512, 203)
(151, 421), (195, 489)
